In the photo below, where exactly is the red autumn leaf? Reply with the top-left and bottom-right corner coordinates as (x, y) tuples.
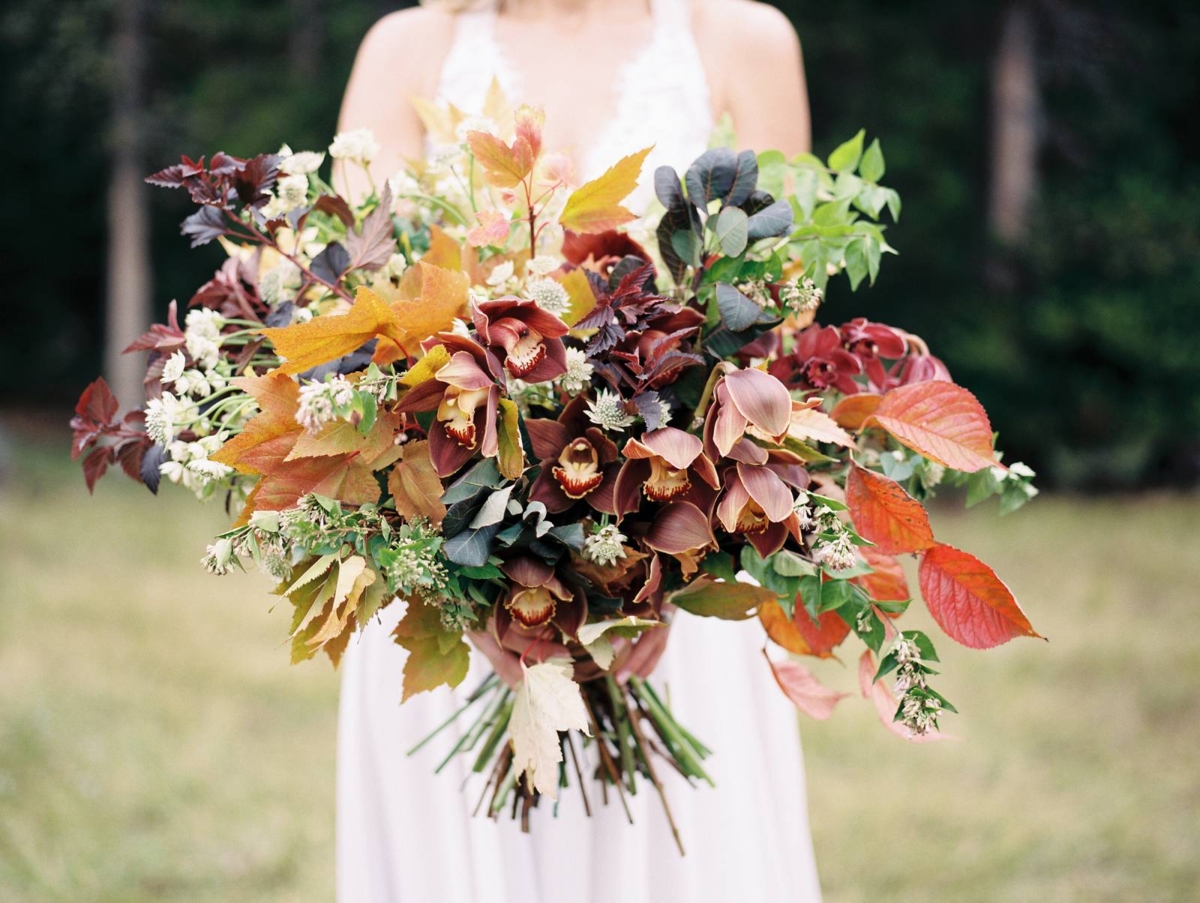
(123, 300), (185, 354)
(793, 605), (852, 656)
(918, 543), (1040, 649)
(865, 381), (999, 473)
(830, 393), (881, 430)
(252, 453), (382, 513)
(759, 600), (813, 654)
(846, 464), (936, 555)
(765, 650), (847, 720)
(853, 547), (910, 604)
(70, 378), (121, 459)
(858, 650), (950, 743)
(82, 446), (112, 492)
(209, 372), (303, 474)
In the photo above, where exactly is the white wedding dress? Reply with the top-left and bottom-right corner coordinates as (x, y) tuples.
(336, 2), (823, 900)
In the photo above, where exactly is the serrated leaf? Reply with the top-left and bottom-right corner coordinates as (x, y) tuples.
(559, 147), (652, 233)
(387, 439), (446, 526)
(510, 658), (591, 800)
(261, 286), (405, 375)
(393, 599), (470, 700)
(866, 382), (1000, 473)
(765, 652), (848, 720)
(919, 543), (1040, 649)
(846, 464), (936, 555)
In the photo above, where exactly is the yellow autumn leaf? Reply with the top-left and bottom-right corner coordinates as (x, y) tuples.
(387, 439), (447, 526)
(390, 261), (470, 357)
(496, 397), (526, 480)
(261, 286), (404, 375)
(559, 146), (653, 234)
(559, 267), (597, 327)
(399, 343), (452, 387)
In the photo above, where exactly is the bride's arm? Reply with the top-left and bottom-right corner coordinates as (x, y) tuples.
(696, 0), (812, 155)
(335, 7), (456, 200)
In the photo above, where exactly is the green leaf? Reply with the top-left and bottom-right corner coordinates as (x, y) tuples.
(772, 549), (817, 578)
(715, 282), (761, 331)
(441, 458), (504, 505)
(827, 129), (866, 172)
(860, 138), (885, 183)
(669, 579), (775, 620)
(844, 238), (869, 290)
(713, 206), (749, 257)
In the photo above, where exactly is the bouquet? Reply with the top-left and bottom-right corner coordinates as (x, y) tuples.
(72, 97), (1041, 850)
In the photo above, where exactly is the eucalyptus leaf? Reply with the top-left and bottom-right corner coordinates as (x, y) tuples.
(443, 523), (502, 567)
(442, 458), (503, 505)
(746, 199), (794, 240)
(713, 206), (749, 257)
(715, 282), (761, 331)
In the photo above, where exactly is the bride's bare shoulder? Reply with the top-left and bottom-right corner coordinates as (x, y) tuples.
(353, 6), (457, 95)
(693, 0), (801, 57)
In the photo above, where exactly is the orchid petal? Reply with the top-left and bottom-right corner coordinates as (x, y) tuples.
(736, 462), (794, 523)
(436, 351), (494, 391)
(645, 501), (715, 555)
(502, 555), (555, 588)
(715, 471), (750, 534)
(640, 427), (702, 470)
(724, 368), (791, 437)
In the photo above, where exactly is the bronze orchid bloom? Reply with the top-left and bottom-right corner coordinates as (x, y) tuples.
(714, 439), (811, 557)
(702, 366), (793, 461)
(526, 396), (620, 513)
(614, 427), (720, 515)
(472, 297), (569, 382)
(498, 555), (586, 636)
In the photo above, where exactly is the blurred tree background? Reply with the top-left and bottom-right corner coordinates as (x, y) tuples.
(1, 0), (1197, 487)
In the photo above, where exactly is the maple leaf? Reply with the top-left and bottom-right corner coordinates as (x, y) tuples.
(865, 381), (999, 473)
(387, 439), (447, 526)
(251, 453), (382, 513)
(393, 598), (470, 700)
(209, 372), (302, 474)
(261, 286), (406, 375)
(764, 650), (848, 720)
(509, 658), (591, 800)
(559, 147), (653, 234)
(286, 410), (401, 462)
(467, 130), (534, 189)
(845, 464), (936, 555)
(384, 262), (470, 359)
(344, 186), (398, 271)
(919, 543), (1041, 649)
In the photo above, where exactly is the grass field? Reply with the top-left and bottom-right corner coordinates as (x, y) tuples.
(1, 419), (1197, 902)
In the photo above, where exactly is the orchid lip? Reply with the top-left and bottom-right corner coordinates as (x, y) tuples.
(504, 332), (547, 377)
(644, 457), (692, 501)
(506, 586), (556, 627)
(552, 438), (604, 499)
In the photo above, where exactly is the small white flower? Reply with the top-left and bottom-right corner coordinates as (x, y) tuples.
(559, 348), (594, 396)
(279, 150), (325, 176)
(187, 458), (234, 481)
(813, 532), (858, 572)
(739, 279), (771, 309)
(161, 351), (186, 385)
(893, 637), (921, 665)
(329, 128), (381, 165)
(584, 524), (627, 567)
(486, 260), (515, 288)
(276, 174), (309, 212)
(146, 392), (188, 445)
(585, 390), (636, 432)
(526, 255), (561, 278)
(185, 308), (224, 339)
(202, 537), (237, 576)
(296, 375), (356, 434)
(385, 253), (408, 280)
(526, 277), (570, 317)
(450, 317), (473, 338)
(779, 277), (823, 316)
(1008, 462), (1036, 480)
(387, 169), (419, 198)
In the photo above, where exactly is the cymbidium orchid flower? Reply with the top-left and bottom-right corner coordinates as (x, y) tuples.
(398, 339), (501, 476)
(525, 397), (620, 513)
(472, 298), (569, 382)
(614, 427), (719, 515)
(702, 367), (793, 461)
(498, 555), (586, 638)
(714, 449), (808, 557)
(768, 324), (863, 395)
(838, 318), (908, 390)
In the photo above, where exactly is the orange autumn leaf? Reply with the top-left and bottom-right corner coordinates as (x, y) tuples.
(853, 547), (910, 604)
(388, 261), (470, 358)
(209, 371), (302, 474)
(387, 439), (447, 526)
(559, 146), (653, 234)
(421, 224), (463, 272)
(845, 464), (936, 555)
(252, 452), (382, 513)
(393, 598), (470, 701)
(261, 286), (405, 375)
(918, 543), (1041, 649)
(759, 600), (814, 655)
(467, 130), (534, 189)
(865, 381), (999, 473)
(793, 605), (852, 656)
(830, 393), (882, 430)
(286, 410), (401, 462)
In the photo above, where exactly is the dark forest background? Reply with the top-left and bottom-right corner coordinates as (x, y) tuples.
(2, 0), (1197, 488)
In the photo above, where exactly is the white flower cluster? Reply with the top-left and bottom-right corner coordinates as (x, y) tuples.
(202, 537), (237, 576)
(262, 173), (310, 220)
(486, 260), (516, 290)
(329, 128), (380, 166)
(899, 692), (942, 736)
(584, 524), (628, 567)
(739, 279), (771, 309)
(586, 390), (636, 432)
(805, 500), (860, 572)
(145, 392), (196, 446)
(891, 637), (928, 694)
(161, 350), (228, 399)
(296, 375), (356, 435)
(559, 348), (594, 396)
(161, 433), (233, 499)
(779, 277), (823, 316)
(526, 277), (570, 317)
(278, 147), (325, 176)
(184, 308), (225, 370)
(258, 259), (302, 308)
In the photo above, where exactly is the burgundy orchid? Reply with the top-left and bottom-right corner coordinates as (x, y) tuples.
(525, 397), (620, 513)
(614, 427), (719, 515)
(703, 367), (793, 461)
(398, 339), (501, 477)
(714, 440), (810, 557)
(472, 297), (569, 382)
(838, 318), (909, 390)
(643, 500), (718, 578)
(498, 555), (586, 636)
(768, 324), (863, 395)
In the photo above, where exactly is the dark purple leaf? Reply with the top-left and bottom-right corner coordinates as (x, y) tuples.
(181, 206), (228, 247)
(140, 443), (167, 495)
(345, 187), (397, 271)
(310, 242), (351, 284)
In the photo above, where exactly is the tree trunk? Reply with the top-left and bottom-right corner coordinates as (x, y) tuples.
(105, 0), (151, 406)
(988, 1), (1040, 247)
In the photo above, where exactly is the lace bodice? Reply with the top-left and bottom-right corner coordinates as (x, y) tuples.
(434, 0), (714, 212)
